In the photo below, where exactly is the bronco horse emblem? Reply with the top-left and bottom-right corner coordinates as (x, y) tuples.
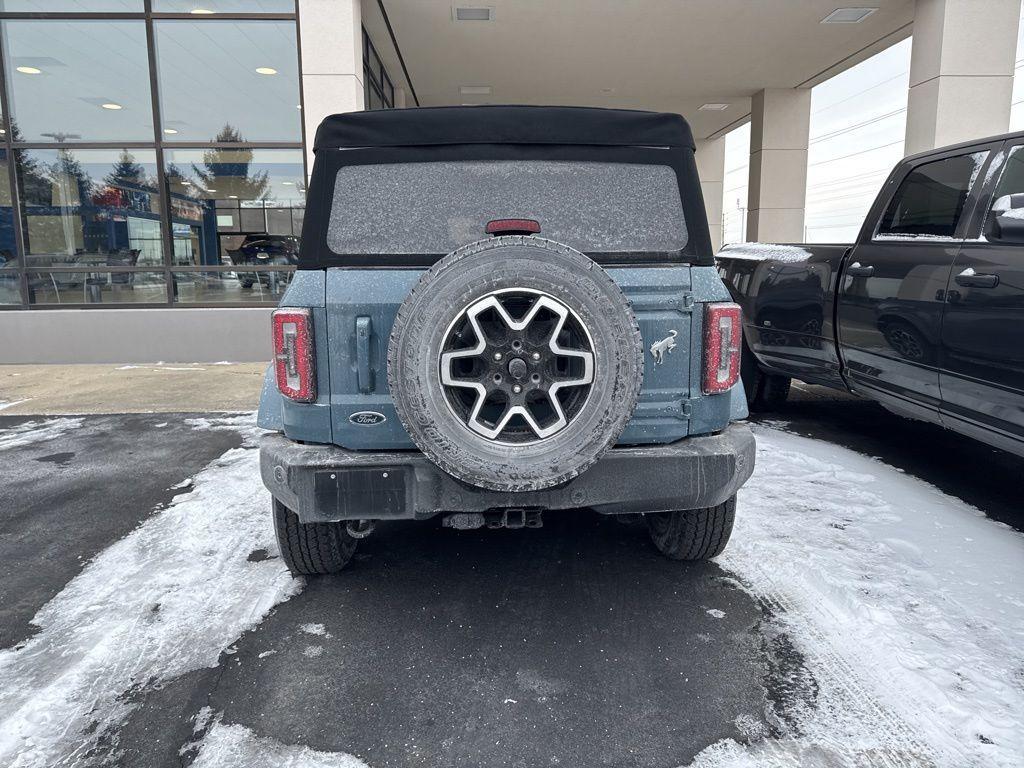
(649, 330), (678, 364)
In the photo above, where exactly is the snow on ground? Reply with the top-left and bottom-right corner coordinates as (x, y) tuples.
(0, 416), (301, 768)
(191, 718), (368, 768)
(0, 398), (31, 412)
(690, 425), (1024, 768)
(0, 417), (83, 451)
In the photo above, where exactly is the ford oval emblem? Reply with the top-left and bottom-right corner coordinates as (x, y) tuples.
(349, 411), (387, 426)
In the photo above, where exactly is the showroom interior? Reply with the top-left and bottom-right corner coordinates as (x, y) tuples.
(0, 0), (1019, 362)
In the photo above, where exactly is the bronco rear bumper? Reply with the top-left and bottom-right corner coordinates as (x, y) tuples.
(260, 424), (755, 523)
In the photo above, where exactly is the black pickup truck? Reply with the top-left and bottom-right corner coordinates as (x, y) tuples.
(717, 130), (1024, 459)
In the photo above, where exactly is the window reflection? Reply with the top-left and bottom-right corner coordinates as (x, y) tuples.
(0, 151), (18, 305)
(153, 0), (294, 10)
(2, 21), (153, 143)
(15, 148), (164, 277)
(0, 1), (142, 9)
(26, 271), (167, 305)
(155, 20), (301, 142)
(164, 147), (303, 303)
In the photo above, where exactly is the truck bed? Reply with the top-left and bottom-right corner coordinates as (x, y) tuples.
(716, 242), (851, 389)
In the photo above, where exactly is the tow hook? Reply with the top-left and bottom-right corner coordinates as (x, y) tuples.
(346, 519), (375, 539)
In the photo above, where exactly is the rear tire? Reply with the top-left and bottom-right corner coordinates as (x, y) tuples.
(272, 498), (358, 575)
(742, 344), (790, 412)
(645, 496), (736, 560)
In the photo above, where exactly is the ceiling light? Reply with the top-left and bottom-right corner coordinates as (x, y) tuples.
(207, 188), (217, 192)
(453, 6), (493, 21)
(16, 66), (41, 75)
(163, 128), (178, 135)
(459, 85), (492, 95)
(821, 7), (877, 23)
(255, 67), (277, 75)
(229, 194), (239, 198)
(101, 102), (123, 110)
(699, 103), (730, 111)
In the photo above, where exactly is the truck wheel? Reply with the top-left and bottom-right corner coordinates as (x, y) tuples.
(742, 344), (790, 412)
(272, 497), (357, 575)
(388, 236), (643, 492)
(645, 496), (736, 560)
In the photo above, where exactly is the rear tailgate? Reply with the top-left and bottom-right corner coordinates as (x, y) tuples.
(325, 265), (694, 450)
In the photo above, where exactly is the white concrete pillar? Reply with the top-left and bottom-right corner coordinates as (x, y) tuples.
(905, 0), (1020, 155)
(695, 137), (726, 253)
(746, 88), (811, 243)
(297, 0), (364, 173)
(394, 87), (408, 109)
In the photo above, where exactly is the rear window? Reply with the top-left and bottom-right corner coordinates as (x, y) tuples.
(326, 160), (687, 256)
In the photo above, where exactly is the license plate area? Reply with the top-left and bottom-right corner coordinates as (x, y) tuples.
(313, 467), (407, 519)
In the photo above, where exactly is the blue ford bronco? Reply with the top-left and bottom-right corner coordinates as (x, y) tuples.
(257, 106), (755, 575)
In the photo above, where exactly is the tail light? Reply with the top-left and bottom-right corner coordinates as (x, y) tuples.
(702, 302), (741, 395)
(273, 308), (316, 402)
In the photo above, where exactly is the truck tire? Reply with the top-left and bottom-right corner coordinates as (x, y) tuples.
(645, 496), (736, 560)
(388, 236), (643, 492)
(272, 497), (357, 575)
(742, 344), (790, 412)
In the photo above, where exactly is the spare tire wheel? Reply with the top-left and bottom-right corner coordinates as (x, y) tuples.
(388, 236), (643, 492)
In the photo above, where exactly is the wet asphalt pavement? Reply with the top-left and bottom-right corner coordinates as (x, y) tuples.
(0, 387), (1020, 767)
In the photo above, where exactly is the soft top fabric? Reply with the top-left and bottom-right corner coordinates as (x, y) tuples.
(313, 105), (695, 151)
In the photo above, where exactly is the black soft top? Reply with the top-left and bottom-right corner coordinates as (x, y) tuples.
(313, 105), (695, 151)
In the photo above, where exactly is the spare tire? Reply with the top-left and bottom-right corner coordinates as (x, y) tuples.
(388, 236), (643, 492)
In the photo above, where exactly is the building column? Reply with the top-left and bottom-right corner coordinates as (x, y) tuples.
(905, 0), (1020, 155)
(695, 137), (725, 253)
(746, 88), (811, 243)
(297, 0), (364, 172)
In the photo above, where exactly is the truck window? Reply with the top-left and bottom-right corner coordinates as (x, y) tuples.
(876, 152), (987, 239)
(327, 160), (688, 257)
(986, 145), (1024, 223)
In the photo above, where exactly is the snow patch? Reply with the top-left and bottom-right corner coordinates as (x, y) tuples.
(0, 398), (31, 412)
(691, 426), (1024, 767)
(300, 622), (331, 638)
(706, 609), (726, 619)
(191, 718), (369, 768)
(718, 243), (814, 263)
(0, 418), (301, 768)
(0, 417), (84, 452)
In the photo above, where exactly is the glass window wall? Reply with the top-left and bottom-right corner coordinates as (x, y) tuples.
(2, 20), (154, 143)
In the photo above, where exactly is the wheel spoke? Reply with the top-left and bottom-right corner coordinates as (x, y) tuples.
(439, 289), (594, 444)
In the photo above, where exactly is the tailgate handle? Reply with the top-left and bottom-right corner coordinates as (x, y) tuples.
(356, 316), (373, 393)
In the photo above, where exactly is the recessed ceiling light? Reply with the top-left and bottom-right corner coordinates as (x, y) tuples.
(16, 66), (41, 75)
(459, 85), (492, 95)
(453, 6), (493, 21)
(699, 103), (730, 111)
(228, 194), (239, 198)
(163, 128), (178, 135)
(101, 102), (123, 110)
(821, 7), (877, 23)
(255, 67), (277, 76)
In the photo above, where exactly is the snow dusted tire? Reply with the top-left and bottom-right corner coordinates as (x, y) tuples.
(387, 236), (643, 493)
(272, 497), (357, 576)
(646, 496), (736, 561)
(742, 343), (790, 412)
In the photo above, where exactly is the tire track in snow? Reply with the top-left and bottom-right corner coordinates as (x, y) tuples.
(689, 425), (1024, 768)
(0, 416), (302, 768)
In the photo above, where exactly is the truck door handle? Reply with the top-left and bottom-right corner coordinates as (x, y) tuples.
(954, 267), (999, 288)
(356, 315), (373, 393)
(846, 262), (874, 277)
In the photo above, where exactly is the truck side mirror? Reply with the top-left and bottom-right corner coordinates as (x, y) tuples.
(987, 194), (1024, 243)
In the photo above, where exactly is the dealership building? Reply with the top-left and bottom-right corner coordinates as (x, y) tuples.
(0, 0), (1019, 363)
